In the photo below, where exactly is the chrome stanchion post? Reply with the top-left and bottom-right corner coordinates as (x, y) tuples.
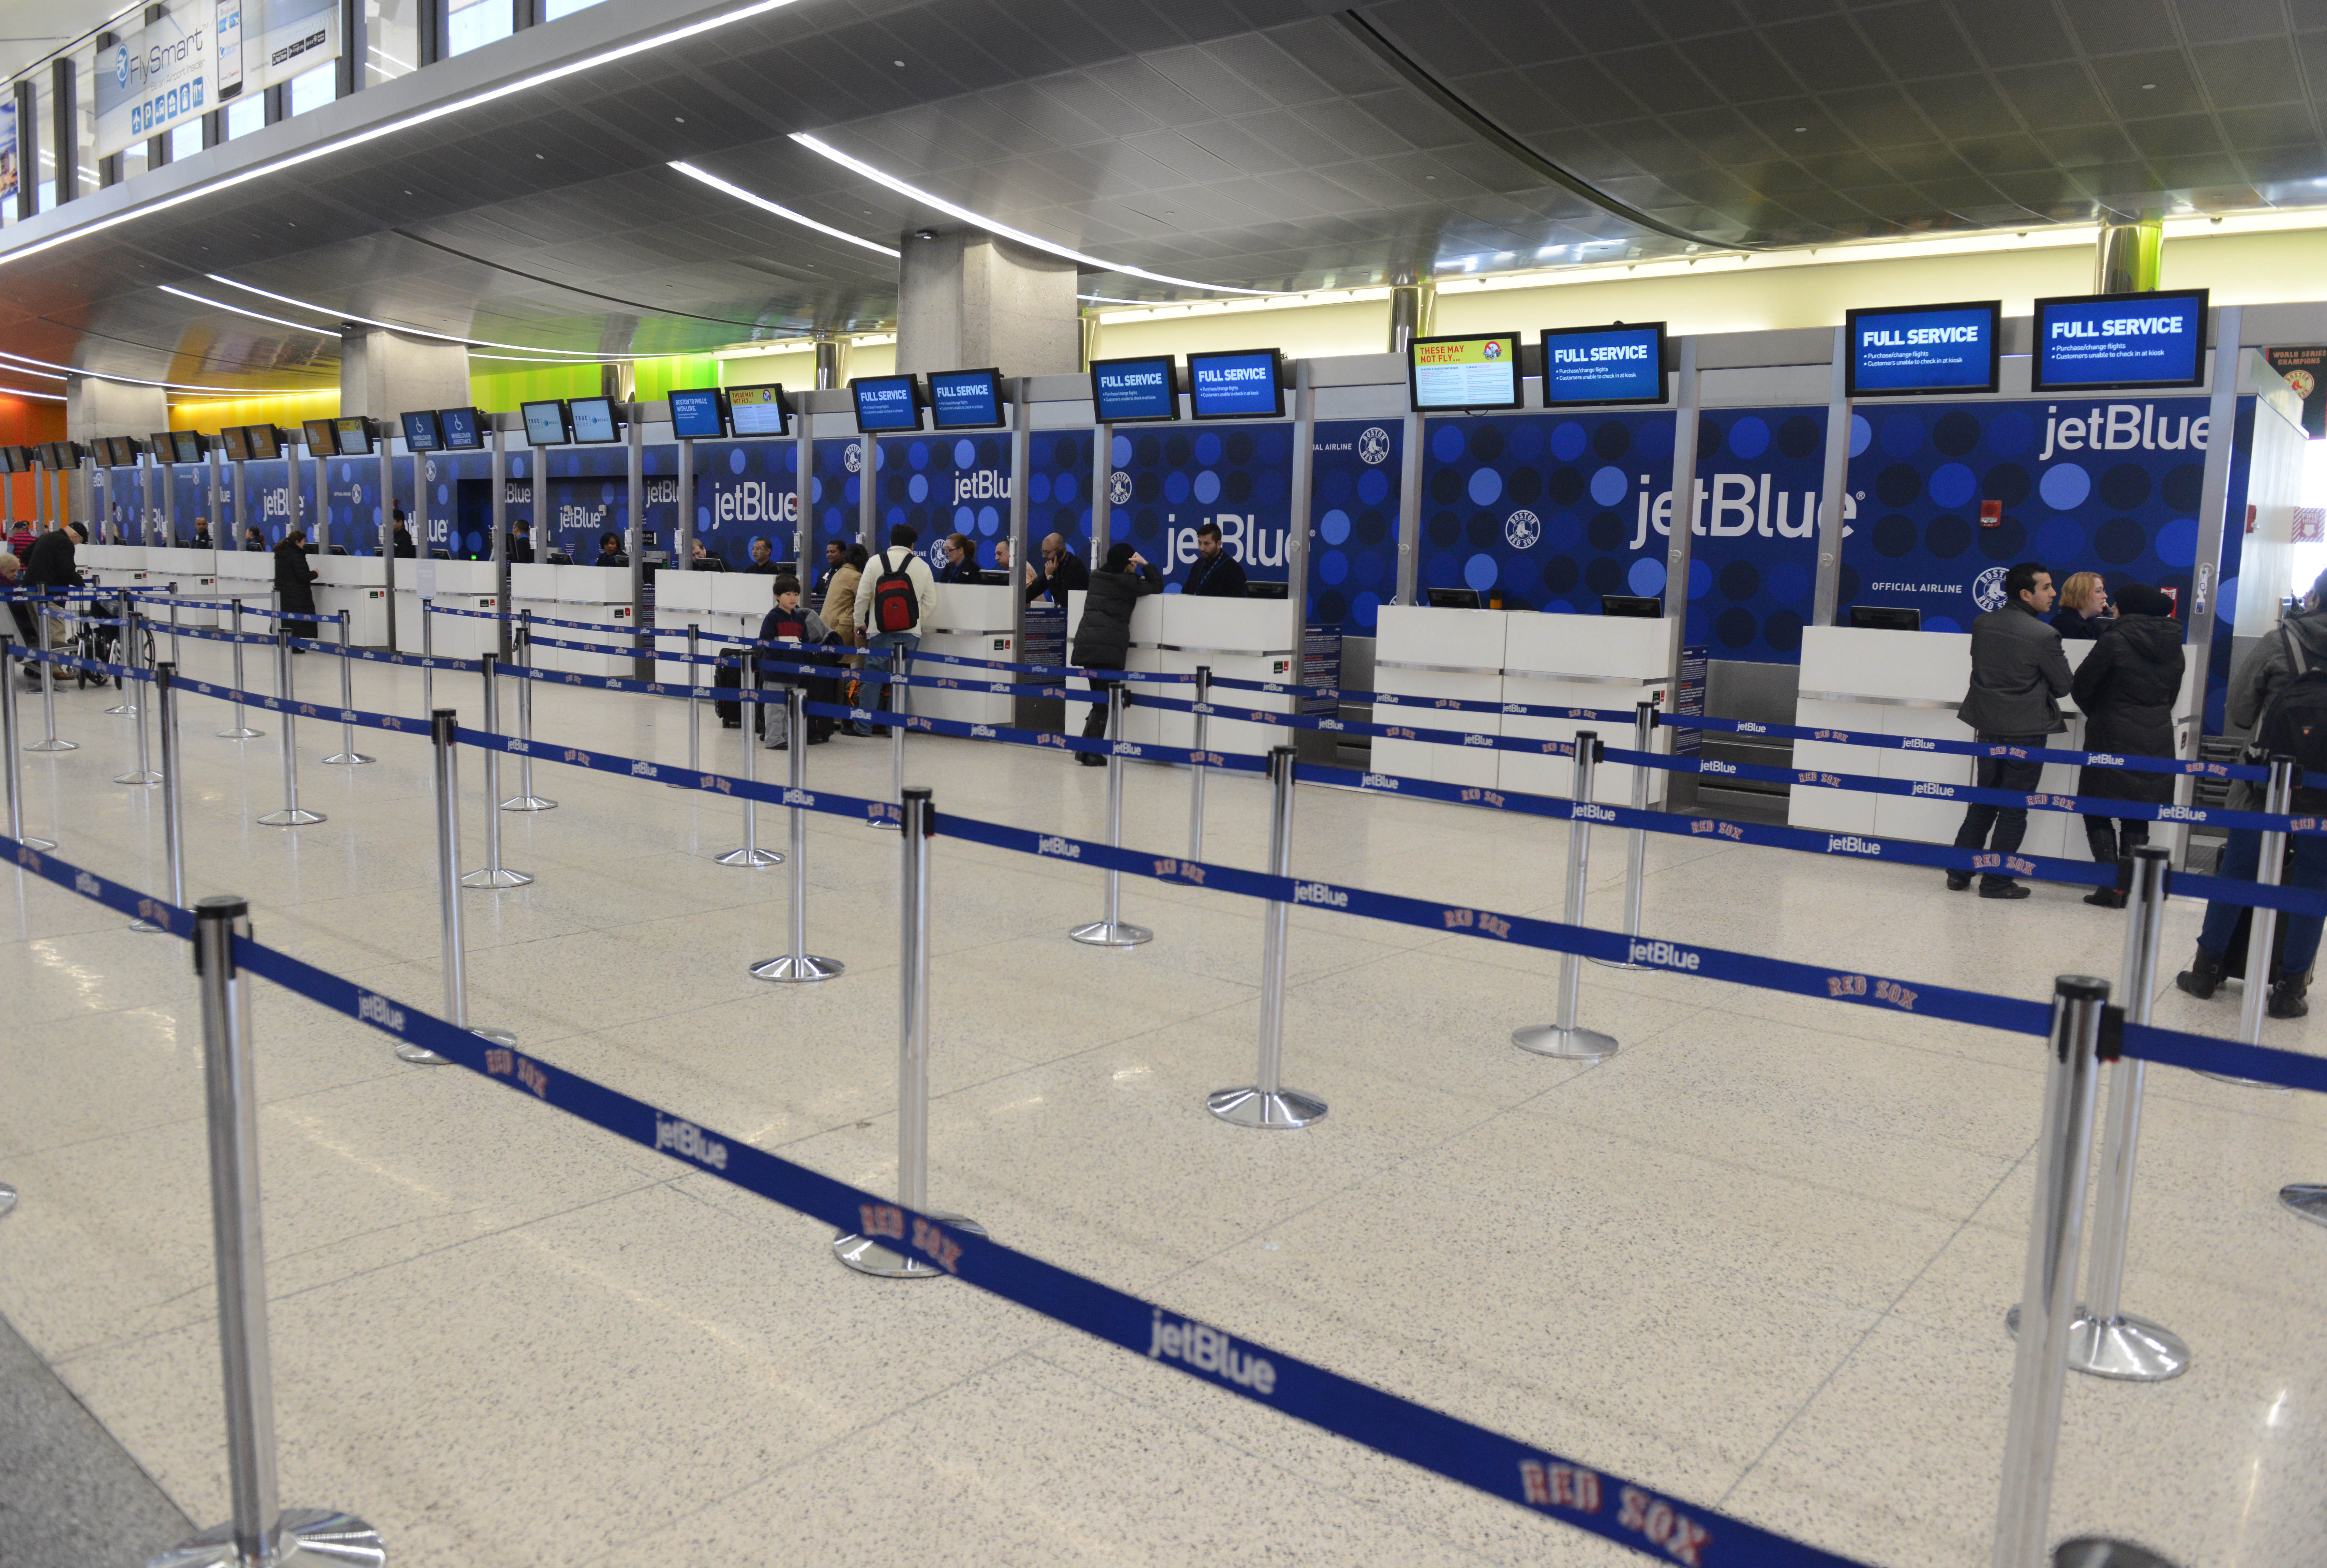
(1188, 664), (1210, 861)
(835, 785), (982, 1274)
(2237, 756), (2297, 1049)
(669, 623), (701, 788)
(103, 599), (138, 715)
(131, 664), (186, 932)
(1990, 974), (2112, 1568)
(1515, 732), (1619, 1059)
(255, 631), (323, 827)
(501, 608), (552, 809)
(2, 641), (55, 850)
(716, 653), (781, 867)
(320, 611), (373, 766)
(867, 642), (908, 832)
(460, 654), (530, 887)
(1208, 746), (1326, 1129)
(166, 580), (181, 668)
(157, 896), (385, 1568)
(409, 709), (514, 1065)
(28, 600), (73, 753)
(219, 598), (261, 740)
(1070, 680), (1151, 946)
(1589, 701), (1657, 970)
(420, 598), (434, 717)
(116, 626), (162, 785)
(753, 685), (843, 983)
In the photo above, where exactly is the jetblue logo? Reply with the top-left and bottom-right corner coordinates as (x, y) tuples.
(783, 787), (815, 806)
(1902, 737), (1935, 750)
(1038, 835), (1080, 859)
(2157, 804), (2202, 820)
(357, 991), (405, 1032)
(1700, 760), (1736, 774)
(1573, 803), (1617, 822)
(1911, 781), (1954, 796)
(971, 725), (996, 738)
(653, 1114), (729, 1171)
(2087, 753), (2124, 766)
(1627, 939), (1701, 971)
(1362, 773), (1398, 789)
(1293, 881), (1347, 908)
(1826, 835), (1880, 856)
(1147, 1307), (1277, 1395)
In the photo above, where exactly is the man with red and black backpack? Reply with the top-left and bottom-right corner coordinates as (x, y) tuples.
(852, 523), (938, 737)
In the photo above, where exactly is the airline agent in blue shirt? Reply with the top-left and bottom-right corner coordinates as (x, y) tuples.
(1183, 520), (1248, 597)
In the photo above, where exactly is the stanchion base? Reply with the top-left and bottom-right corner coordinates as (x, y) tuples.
(17, 835), (53, 851)
(2279, 1183), (2327, 1226)
(750, 953), (845, 983)
(257, 808), (326, 827)
(715, 847), (783, 867)
(834, 1213), (986, 1277)
(217, 727), (263, 740)
(1585, 956), (1648, 971)
(2052, 1537), (2183, 1568)
(24, 739), (76, 752)
(1206, 1086), (1327, 1129)
(102, 701), (137, 717)
(2196, 1068), (2289, 1091)
(459, 867), (533, 888)
(499, 794), (556, 810)
(1513, 1024), (1619, 1060)
(1069, 920), (1153, 947)
(398, 1024), (514, 1066)
(321, 752), (377, 766)
(129, 916), (169, 934)
(113, 769), (163, 786)
(148, 1507), (385, 1568)
(2006, 1304), (2191, 1380)
(0, 1182), (14, 1217)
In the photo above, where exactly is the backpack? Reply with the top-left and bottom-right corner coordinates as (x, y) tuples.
(871, 548), (920, 635)
(2251, 626), (2327, 811)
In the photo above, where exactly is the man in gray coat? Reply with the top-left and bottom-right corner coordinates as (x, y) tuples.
(1948, 562), (2070, 899)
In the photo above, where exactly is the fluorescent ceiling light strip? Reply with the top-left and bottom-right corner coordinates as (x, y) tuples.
(0, 0), (807, 271)
(0, 386), (65, 401)
(0, 347), (305, 396)
(790, 132), (1285, 298)
(159, 283), (343, 336)
(667, 162), (899, 256)
(203, 274), (661, 359)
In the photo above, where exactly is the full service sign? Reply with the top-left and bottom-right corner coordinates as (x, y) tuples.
(1189, 352), (1283, 419)
(1542, 324), (1664, 406)
(1091, 357), (1176, 422)
(1847, 302), (1998, 396)
(928, 370), (1001, 429)
(852, 376), (919, 432)
(2035, 290), (2207, 391)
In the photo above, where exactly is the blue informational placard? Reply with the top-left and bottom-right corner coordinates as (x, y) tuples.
(1188, 350), (1285, 420)
(1540, 323), (1665, 407)
(2034, 290), (2208, 391)
(1846, 301), (2000, 396)
(1090, 356), (1176, 422)
(928, 369), (1004, 430)
(521, 400), (571, 446)
(668, 388), (726, 440)
(439, 407), (484, 450)
(852, 375), (922, 432)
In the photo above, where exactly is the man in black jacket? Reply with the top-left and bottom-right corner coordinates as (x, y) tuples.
(1072, 542), (1162, 763)
(1948, 562), (2070, 899)
(274, 526), (320, 643)
(1024, 532), (1088, 604)
(1182, 520), (1248, 597)
(744, 537), (779, 575)
(23, 522), (83, 649)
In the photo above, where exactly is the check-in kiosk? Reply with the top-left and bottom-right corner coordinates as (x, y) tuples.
(145, 546), (221, 627)
(917, 581), (1018, 725)
(315, 555), (390, 645)
(510, 563), (638, 675)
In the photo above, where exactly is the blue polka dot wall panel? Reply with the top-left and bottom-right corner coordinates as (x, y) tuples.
(693, 440), (804, 568)
(417, 451), (494, 557)
(324, 458), (383, 553)
(810, 437), (869, 562)
(1839, 396), (2213, 638)
(1023, 429), (1097, 567)
(877, 432), (1013, 570)
(535, 445), (681, 560)
(1308, 419), (1402, 635)
(1102, 422), (1294, 589)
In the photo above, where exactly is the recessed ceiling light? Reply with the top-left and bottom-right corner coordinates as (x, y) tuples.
(893, 59), (905, 66)
(674, 116), (685, 122)
(1794, 126), (1807, 133)
(2142, 82), (2156, 89)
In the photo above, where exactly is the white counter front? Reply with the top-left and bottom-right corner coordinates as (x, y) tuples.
(315, 556), (390, 645)
(511, 563), (638, 675)
(1064, 593), (1297, 759)
(654, 570), (777, 684)
(395, 560), (502, 658)
(918, 583), (1016, 725)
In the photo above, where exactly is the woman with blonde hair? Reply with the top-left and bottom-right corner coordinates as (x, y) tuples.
(2051, 571), (2110, 640)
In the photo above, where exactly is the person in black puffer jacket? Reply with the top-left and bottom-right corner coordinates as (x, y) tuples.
(2069, 584), (2184, 906)
(1071, 541), (1161, 764)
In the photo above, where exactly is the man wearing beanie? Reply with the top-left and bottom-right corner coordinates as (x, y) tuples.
(1069, 541), (1161, 763)
(2068, 583), (2184, 908)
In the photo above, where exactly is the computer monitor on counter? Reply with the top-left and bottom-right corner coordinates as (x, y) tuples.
(1847, 604), (1920, 631)
(1424, 587), (1483, 609)
(1600, 594), (1661, 617)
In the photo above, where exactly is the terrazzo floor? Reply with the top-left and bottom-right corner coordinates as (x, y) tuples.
(0, 636), (2321, 1568)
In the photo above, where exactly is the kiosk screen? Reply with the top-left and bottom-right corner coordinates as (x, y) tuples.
(1188, 350), (1284, 420)
(1542, 323), (1666, 406)
(1408, 334), (1522, 411)
(439, 408), (484, 450)
(1089, 356), (1176, 422)
(727, 384), (791, 437)
(669, 388), (727, 439)
(522, 400), (573, 446)
(1846, 301), (2000, 396)
(928, 368), (1004, 429)
(569, 397), (622, 444)
(851, 375), (922, 432)
(2033, 289), (2208, 391)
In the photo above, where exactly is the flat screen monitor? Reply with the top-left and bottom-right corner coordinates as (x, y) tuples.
(302, 417), (338, 455)
(2033, 289), (2209, 391)
(1089, 355), (1177, 422)
(91, 437), (118, 465)
(1846, 300), (2001, 397)
(521, 400), (573, 446)
(122, 436), (150, 464)
(928, 367), (1004, 430)
(1425, 586), (1483, 609)
(0, 446), (23, 474)
(149, 431), (177, 462)
(851, 375), (922, 432)
(399, 410), (443, 452)
(1408, 333), (1523, 412)
(569, 396), (622, 444)
(244, 426), (284, 460)
(1601, 594), (1663, 617)
(1187, 349), (1285, 420)
(219, 426), (252, 462)
(668, 387), (727, 440)
(430, 548), (451, 560)
(1848, 604), (1921, 631)
(1541, 323), (1667, 406)
(726, 383), (791, 437)
(171, 430), (207, 464)
(1245, 579), (1289, 599)
(334, 416), (377, 456)
(439, 407), (484, 450)
(695, 554), (727, 572)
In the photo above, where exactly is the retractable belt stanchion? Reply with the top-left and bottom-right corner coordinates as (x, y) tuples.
(669, 623), (701, 789)
(165, 581), (181, 668)
(115, 612), (162, 786)
(461, 654), (531, 888)
(501, 608), (552, 809)
(2, 641), (54, 850)
(716, 656), (781, 867)
(406, 709), (515, 1066)
(320, 611), (373, 767)
(131, 664), (187, 934)
(869, 643), (907, 832)
(2237, 757), (2298, 1052)
(103, 600), (138, 716)
(1188, 664), (1210, 861)
(255, 631), (323, 828)
(1589, 701), (1657, 971)
(752, 685), (843, 983)
(156, 896), (385, 1568)
(1070, 681), (1151, 947)
(420, 599), (434, 717)
(27, 597), (74, 753)
(1208, 746), (1326, 1129)
(1990, 974), (2112, 1568)
(1513, 733), (1618, 1059)
(834, 784), (983, 1275)
(219, 598), (261, 740)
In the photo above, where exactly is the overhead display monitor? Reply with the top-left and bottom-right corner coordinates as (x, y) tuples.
(149, 431), (177, 462)
(334, 416), (377, 456)
(219, 426), (252, 462)
(400, 410), (443, 452)
(726, 383), (791, 437)
(1541, 322), (1667, 406)
(438, 407), (484, 450)
(1089, 356), (1176, 423)
(851, 374), (922, 433)
(301, 418), (338, 455)
(244, 425), (284, 460)
(0, 447), (23, 474)
(568, 396), (622, 444)
(928, 368), (1004, 430)
(117, 437), (147, 464)
(171, 430), (207, 463)
(1845, 300), (2001, 397)
(1187, 349), (1285, 420)
(2033, 288), (2209, 391)
(1408, 333), (1523, 412)
(93, 438), (121, 465)
(668, 387), (728, 440)
(521, 400), (573, 446)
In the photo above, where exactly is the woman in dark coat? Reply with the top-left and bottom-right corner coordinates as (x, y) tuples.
(2050, 571), (2111, 640)
(2070, 582), (2184, 906)
(273, 526), (320, 643)
(1070, 541), (1161, 764)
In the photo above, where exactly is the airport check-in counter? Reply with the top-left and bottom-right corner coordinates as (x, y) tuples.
(1062, 593), (1298, 759)
(211, 549), (275, 619)
(653, 569), (776, 684)
(510, 564), (638, 675)
(314, 555), (389, 645)
(145, 547), (221, 627)
(1786, 626), (2197, 858)
(1371, 606), (1670, 804)
(393, 560), (501, 658)
(917, 583), (1017, 725)
(75, 544), (157, 596)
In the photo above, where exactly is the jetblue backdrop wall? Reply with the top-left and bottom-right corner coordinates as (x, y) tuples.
(1100, 422), (1295, 592)
(1417, 407), (1827, 661)
(876, 432), (1013, 572)
(1309, 419), (1402, 636)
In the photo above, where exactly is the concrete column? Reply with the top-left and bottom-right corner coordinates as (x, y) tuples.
(2095, 220), (2162, 295)
(894, 231), (1080, 378)
(814, 335), (850, 390)
(338, 328), (471, 420)
(1387, 278), (1436, 354)
(65, 377), (169, 528)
